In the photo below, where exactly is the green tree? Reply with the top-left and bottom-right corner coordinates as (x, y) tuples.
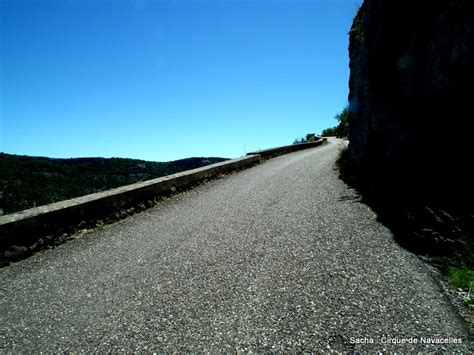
(321, 127), (337, 137)
(335, 106), (349, 138)
(320, 105), (350, 138)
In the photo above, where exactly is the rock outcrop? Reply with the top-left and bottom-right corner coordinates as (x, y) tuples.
(345, 0), (474, 254)
(348, 0), (474, 203)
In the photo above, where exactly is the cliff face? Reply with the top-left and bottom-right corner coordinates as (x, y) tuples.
(348, 0), (474, 201)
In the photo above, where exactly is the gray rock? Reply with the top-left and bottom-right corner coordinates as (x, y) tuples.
(4, 245), (29, 261)
(348, 0), (473, 196)
(30, 238), (45, 251)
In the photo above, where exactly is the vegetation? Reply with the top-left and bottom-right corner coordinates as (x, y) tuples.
(95, 219), (106, 230)
(335, 106), (350, 137)
(446, 240), (474, 301)
(447, 264), (474, 305)
(292, 133), (319, 145)
(348, 5), (365, 44)
(0, 153), (227, 215)
(321, 127), (338, 137)
(321, 105), (350, 138)
(448, 266), (474, 291)
(336, 146), (350, 171)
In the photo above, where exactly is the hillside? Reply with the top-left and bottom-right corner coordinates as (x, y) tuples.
(0, 153), (227, 215)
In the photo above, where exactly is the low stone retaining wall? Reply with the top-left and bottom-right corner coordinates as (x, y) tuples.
(0, 155), (260, 251)
(246, 139), (326, 159)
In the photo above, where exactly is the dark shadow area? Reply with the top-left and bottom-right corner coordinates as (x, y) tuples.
(338, 146), (474, 270)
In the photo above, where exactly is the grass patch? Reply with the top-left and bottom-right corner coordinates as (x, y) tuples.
(443, 224), (474, 299)
(446, 246), (474, 303)
(95, 219), (106, 229)
(448, 266), (474, 290)
(448, 265), (474, 305)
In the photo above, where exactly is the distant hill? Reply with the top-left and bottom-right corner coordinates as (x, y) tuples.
(0, 153), (228, 215)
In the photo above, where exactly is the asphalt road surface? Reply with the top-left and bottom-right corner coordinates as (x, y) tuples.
(0, 138), (470, 352)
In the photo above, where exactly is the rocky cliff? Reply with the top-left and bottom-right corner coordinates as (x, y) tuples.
(346, 0), (474, 253)
(348, 0), (474, 200)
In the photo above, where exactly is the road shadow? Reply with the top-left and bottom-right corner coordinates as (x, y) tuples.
(336, 148), (474, 267)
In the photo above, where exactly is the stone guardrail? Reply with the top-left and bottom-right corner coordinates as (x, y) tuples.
(0, 156), (259, 251)
(246, 138), (326, 159)
(0, 139), (326, 258)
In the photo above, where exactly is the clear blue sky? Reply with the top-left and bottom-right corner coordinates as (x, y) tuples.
(1, 0), (360, 162)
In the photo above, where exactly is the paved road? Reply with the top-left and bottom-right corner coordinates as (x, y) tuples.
(0, 138), (469, 352)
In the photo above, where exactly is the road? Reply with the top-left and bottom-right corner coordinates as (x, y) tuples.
(0, 138), (469, 352)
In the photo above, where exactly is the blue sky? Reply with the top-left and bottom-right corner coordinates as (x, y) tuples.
(1, 0), (360, 162)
